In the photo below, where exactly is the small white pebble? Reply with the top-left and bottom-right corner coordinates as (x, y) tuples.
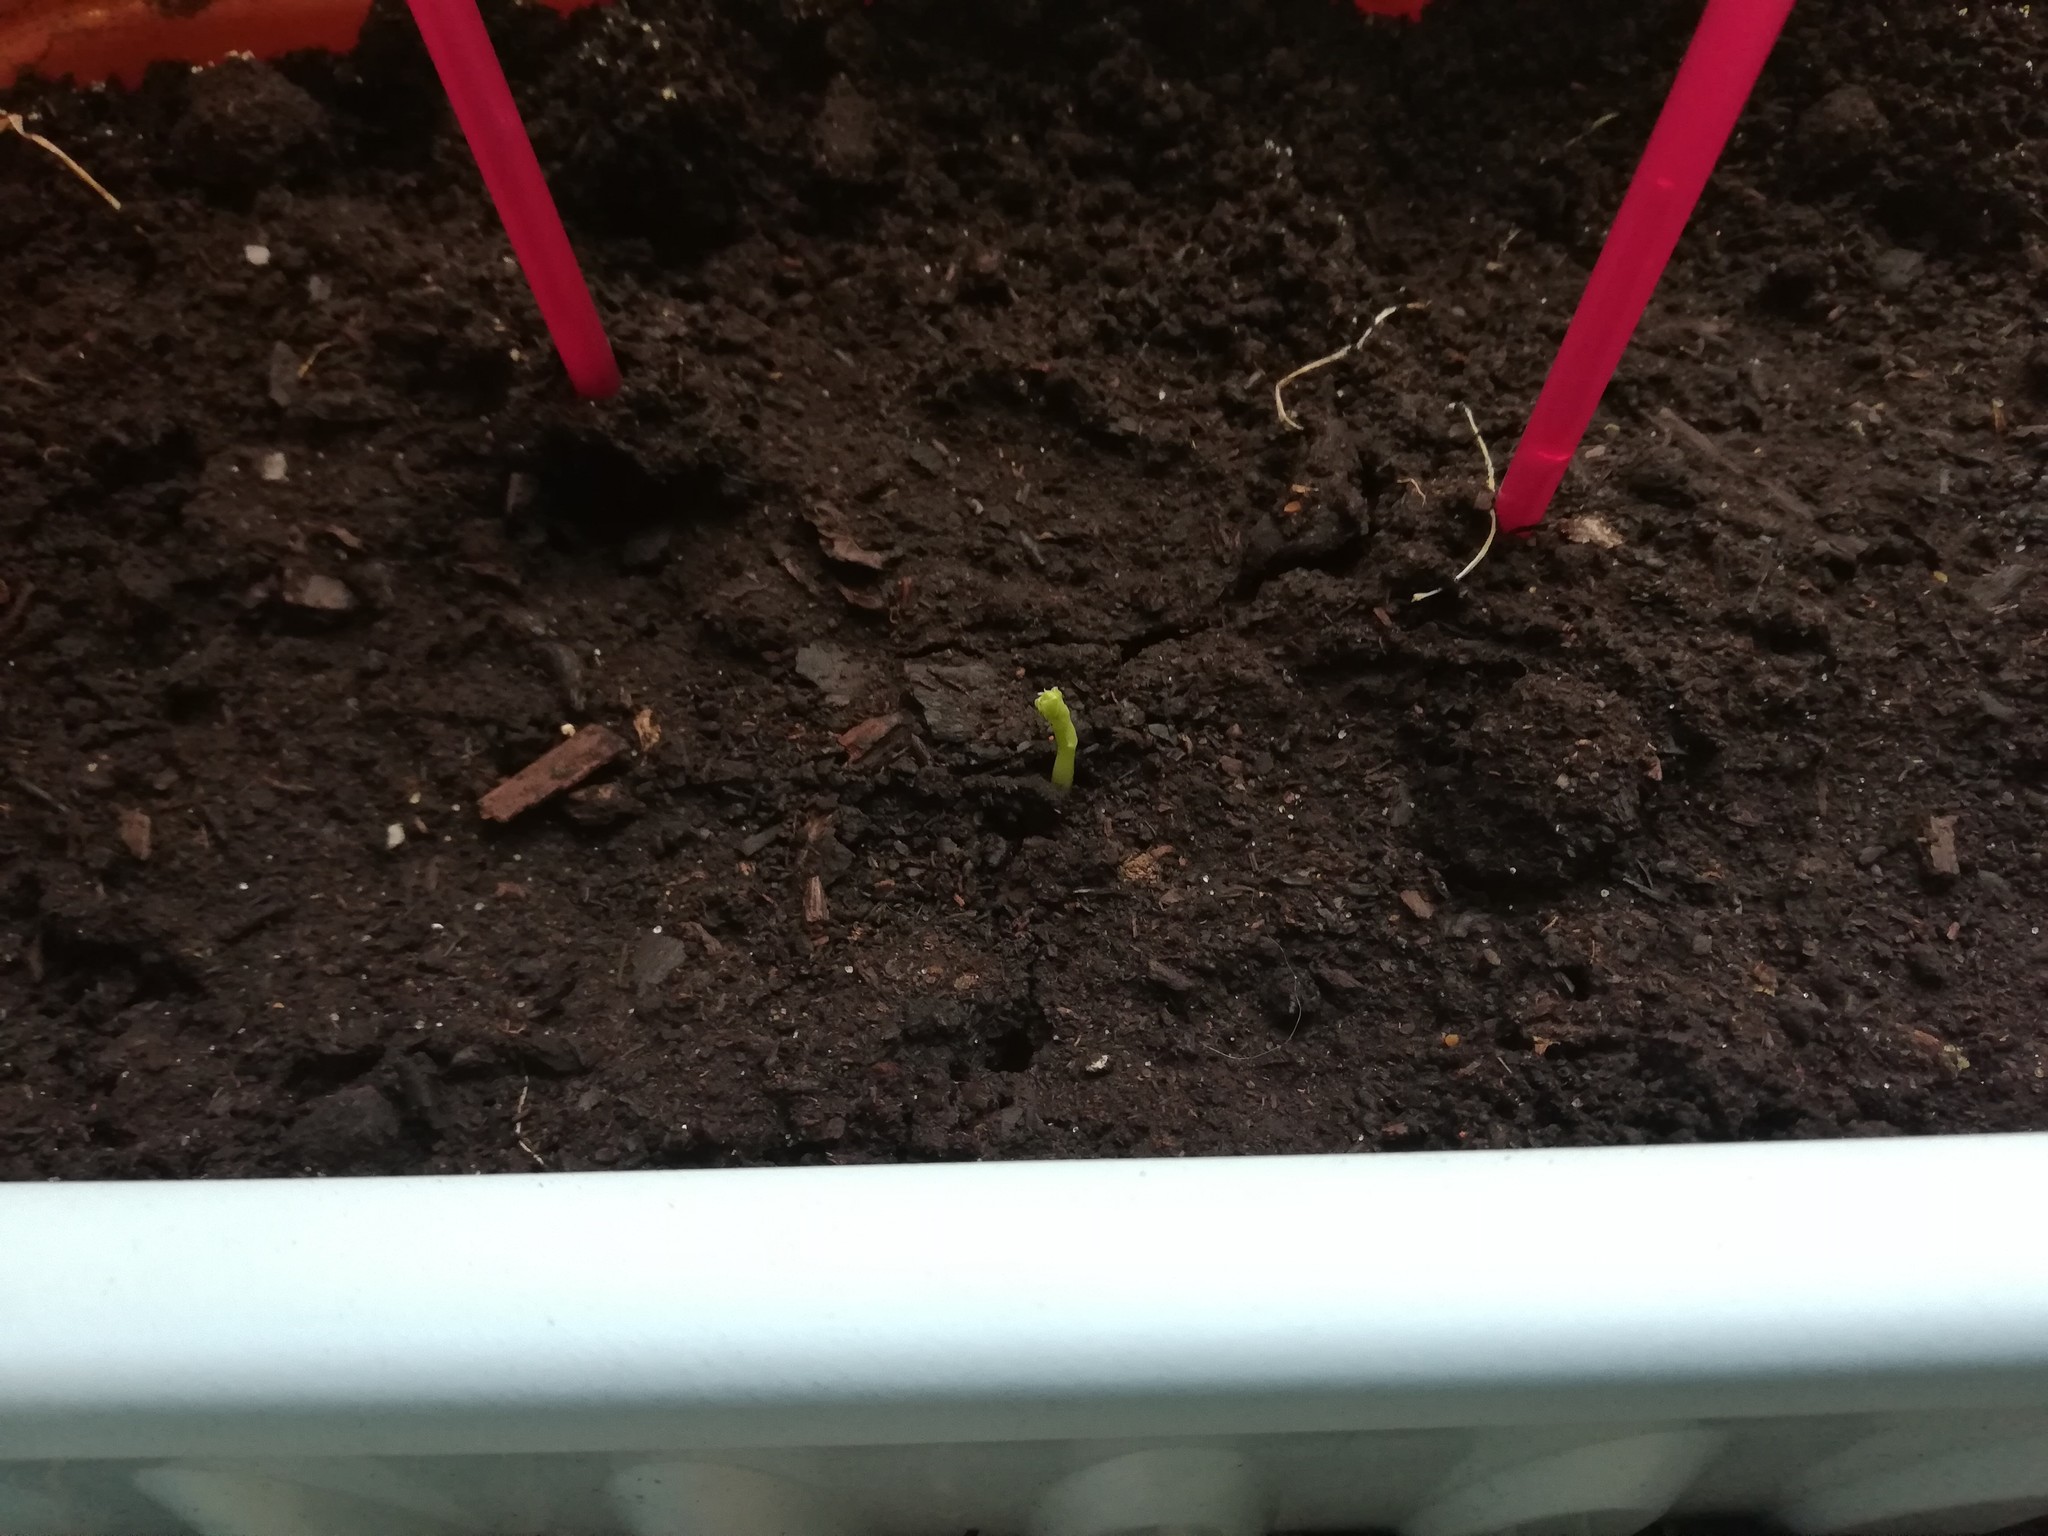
(244, 244), (271, 267)
(259, 451), (287, 482)
(385, 823), (407, 851)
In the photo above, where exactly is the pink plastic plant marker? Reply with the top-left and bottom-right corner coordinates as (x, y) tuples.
(403, 0), (621, 399)
(1493, 0), (1796, 534)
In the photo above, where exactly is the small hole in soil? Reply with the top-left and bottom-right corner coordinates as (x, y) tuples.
(984, 1026), (1042, 1073)
(37, 928), (198, 1005)
(528, 428), (739, 553)
(87, 1118), (139, 1149)
(284, 1046), (384, 1094)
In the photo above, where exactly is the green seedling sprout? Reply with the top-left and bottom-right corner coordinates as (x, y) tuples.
(1035, 688), (1078, 791)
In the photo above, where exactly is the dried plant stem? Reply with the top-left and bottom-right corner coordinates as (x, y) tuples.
(1412, 404), (1500, 601)
(1273, 305), (1398, 432)
(3, 114), (121, 210)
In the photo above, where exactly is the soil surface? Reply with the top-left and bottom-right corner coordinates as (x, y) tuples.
(4, 0), (2047, 1179)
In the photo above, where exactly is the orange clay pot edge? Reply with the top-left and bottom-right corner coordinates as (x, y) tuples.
(0, 0), (599, 90)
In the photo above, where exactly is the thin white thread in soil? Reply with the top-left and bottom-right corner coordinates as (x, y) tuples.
(1272, 305), (1398, 432)
(1412, 404), (1499, 601)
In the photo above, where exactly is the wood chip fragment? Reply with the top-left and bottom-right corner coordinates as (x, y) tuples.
(1119, 844), (1174, 885)
(820, 529), (889, 570)
(670, 920), (724, 957)
(479, 725), (629, 822)
(803, 875), (830, 926)
(1146, 959), (1199, 995)
(1925, 814), (1961, 879)
(632, 707), (662, 752)
(117, 808), (152, 861)
(1398, 889), (1435, 920)
(837, 582), (889, 611)
(837, 713), (908, 762)
(806, 504), (891, 569)
(1561, 514), (1624, 549)
(773, 543), (828, 599)
(1908, 1028), (1969, 1073)
(284, 573), (355, 612)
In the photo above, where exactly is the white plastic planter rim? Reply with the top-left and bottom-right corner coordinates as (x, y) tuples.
(4, 1135), (2048, 1536)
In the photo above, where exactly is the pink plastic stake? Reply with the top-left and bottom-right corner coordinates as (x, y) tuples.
(1494, 0), (1795, 534)
(403, 0), (621, 399)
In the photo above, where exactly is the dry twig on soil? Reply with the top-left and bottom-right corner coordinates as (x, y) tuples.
(513, 1080), (545, 1168)
(1656, 406), (1806, 530)
(2, 114), (121, 210)
(478, 725), (629, 821)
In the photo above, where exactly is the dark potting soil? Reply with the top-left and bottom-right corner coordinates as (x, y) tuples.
(2, 0), (2046, 1180)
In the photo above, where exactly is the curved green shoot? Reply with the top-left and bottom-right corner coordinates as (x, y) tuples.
(1035, 688), (1078, 791)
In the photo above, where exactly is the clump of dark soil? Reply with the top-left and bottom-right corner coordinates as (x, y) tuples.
(1420, 673), (1654, 894)
(2, 0), (2045, 1178)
